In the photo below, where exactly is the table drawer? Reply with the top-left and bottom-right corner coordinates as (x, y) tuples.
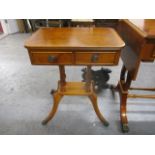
(30, 52), (73, 65)
(75, 52), (120, 65)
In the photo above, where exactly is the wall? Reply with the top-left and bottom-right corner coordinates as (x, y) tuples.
(0, 22), (3, 33)
(0, 19), (19, 35)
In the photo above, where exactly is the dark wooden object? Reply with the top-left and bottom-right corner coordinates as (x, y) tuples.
(94, 19), (119, 28)
(82, 68), (112, 92)
(71, 19), (95, 27)
(117, 19), (155, 132)
(25, 27), (124, 127)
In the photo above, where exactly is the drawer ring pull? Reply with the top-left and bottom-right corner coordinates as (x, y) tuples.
(91, 53), (99, 62)
(48, 55), (57, 62)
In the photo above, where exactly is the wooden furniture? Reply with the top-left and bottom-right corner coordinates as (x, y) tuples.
(29, 19), (64, 32)
(94, 19), (119, 28)
(117, 19), (155, 132)
(25, 27), (125, 127)
(71, 19), (95, 27)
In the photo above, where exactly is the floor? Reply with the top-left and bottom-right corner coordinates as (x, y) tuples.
(0, 33), (155, 135)
(0, 33), (7, 40)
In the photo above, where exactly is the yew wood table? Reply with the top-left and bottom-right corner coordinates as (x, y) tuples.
(25, 27), (125, 127)
(117, 19), (155, 132)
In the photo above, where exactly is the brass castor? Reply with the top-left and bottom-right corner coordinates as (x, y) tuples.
(122, 123), (129, 133)
(50, 89), (56, 95)
(103, 121), (109, 127)
(41, 120), (48, 125)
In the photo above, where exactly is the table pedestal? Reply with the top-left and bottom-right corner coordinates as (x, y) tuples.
(117, 65), (155, 133)
(42, 65), (109, 126)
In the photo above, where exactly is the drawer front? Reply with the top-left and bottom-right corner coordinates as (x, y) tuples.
(75, 52), (120, 65)
(30, 52), (73, 65)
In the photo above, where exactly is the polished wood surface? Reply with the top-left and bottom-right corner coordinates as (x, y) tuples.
(75, 52), (120, 65)
(119, 20), (155, 62)
(118, 19), (155, 80)
(29, 51), (120, 66)
(41, 65), (109, 126)
(25, 27), (124, 127)
(25, 28), (125, 50)
(31, 52), (74, 65)
(127, 19), (155, 38)
(117, 19), (155, 132)
(42, 78), (109, 126)
(25, 28), (124, 66)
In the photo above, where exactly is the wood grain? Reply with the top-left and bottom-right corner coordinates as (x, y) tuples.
(31, 52), (73, 65)
(75, 51), (120, 65)
(25, 27), (124, 127)
(127, 19), (155, 39)
(117, 19), (155, 132)
(25, 27), (125, 50)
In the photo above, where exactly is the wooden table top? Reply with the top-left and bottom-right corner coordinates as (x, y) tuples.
(25, 28), (125, 50)
(124, 19), (155, 39)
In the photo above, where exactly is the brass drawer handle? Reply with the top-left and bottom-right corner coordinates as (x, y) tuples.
(48, 55), (57, 62)
(91, 54), (99, 62)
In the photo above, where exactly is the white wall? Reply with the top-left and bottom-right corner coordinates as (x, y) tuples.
(0, 20), (9, 34)
(0, 19), (19, 35)
(7, 19), (19, 34)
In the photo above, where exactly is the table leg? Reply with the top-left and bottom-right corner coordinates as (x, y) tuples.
(85, 66), (92, 92)
(115, 65), (126, 90)
(42, 92), (63, 125)
(86, 65), (109, 126)
(118, 65), (132, 132)
(89, 94), (109, 126)
(43, 65), (109, 127)
(59, 65), (66, 83)
(59, 65), (66, 91)
(119, 89), (128, 132)
(43, 65), (66, 125)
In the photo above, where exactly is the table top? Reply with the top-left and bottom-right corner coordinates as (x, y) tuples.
(25, 28), (125, 50)
(124, 19), (155, 39)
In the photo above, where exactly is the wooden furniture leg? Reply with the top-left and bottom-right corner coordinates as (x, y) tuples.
(89, 94), (109, 126)
(43, 65), (109, 127)
(118, 65), (155, 132)
(120, 65), (126, 81)
(42, 92), (63, 125)
(51, 65), (66, 94)
(86, 66), (109, 126)
(118, 65), (132, 132)
(85, 66), (92, 92)
(59, 66), (66, 84)
(42, 65), (66, 125)
(119, 89), (128, 132)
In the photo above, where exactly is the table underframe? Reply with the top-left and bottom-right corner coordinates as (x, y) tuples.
(42, 65), (109, 127)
